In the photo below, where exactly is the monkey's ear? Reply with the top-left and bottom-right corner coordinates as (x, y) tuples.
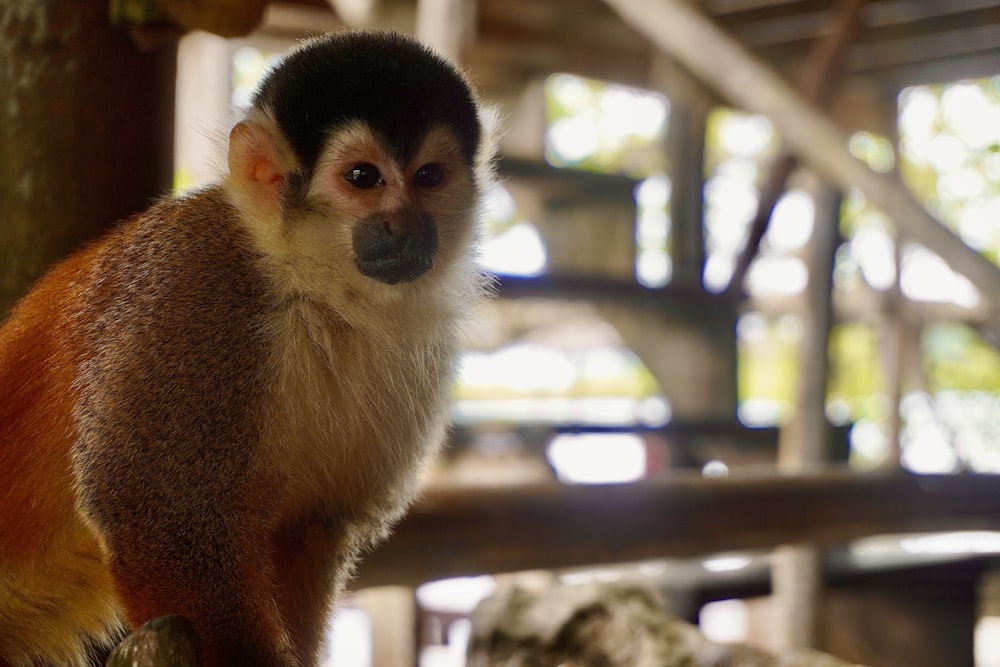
(227, 120), (297, 214)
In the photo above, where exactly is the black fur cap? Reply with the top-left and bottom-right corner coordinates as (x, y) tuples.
(251, 31), (482, 174)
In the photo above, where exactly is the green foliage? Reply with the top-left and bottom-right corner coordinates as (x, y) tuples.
(544, 74), (668, 177)
(923, 324), (1000, 392)
(898, 79), (1000, 264)
(827, 323), (887, 422)
(736, 314), (800, 424)
(703, 108), (778, 180)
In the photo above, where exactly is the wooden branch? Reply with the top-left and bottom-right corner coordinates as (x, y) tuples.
(727, 0), (865, 297)
(353, 471), (1000, 588)
(602, 0), (1000, 318)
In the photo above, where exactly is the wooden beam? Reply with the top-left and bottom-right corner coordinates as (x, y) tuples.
(601, 0), (1000, 326)
(495, 275), (740, 328)
(847, 23), (1000, 73)
(716, 0), (1000, 48)
(354, 471), (1000, 588)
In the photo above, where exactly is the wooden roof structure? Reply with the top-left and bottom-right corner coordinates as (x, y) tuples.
(469, 0), (1000, 107)
(280, 0), (1000, 93)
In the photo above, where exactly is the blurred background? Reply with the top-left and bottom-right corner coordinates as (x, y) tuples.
(4, 0), (1000, 664)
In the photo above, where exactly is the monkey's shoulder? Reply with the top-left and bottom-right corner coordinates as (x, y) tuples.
(99, 187), (257, 281)
(72, 187), (273, 437)
(81, 187), (268, 330)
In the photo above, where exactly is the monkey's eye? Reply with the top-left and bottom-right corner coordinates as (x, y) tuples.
(346, 164), (384, 189)
(414, 163), (444, 188)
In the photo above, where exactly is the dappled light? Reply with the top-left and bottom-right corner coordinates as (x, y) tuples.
(453, 341), (669, 429)
(544, 74), (669, 177)
(478, 184), (547, 277)
(899, 79), (1000, 263)
(546, 433), (647, 484)
(635, 174), (673, 287)
(702, 108), (829, 297)
(231, 45), (282, 111)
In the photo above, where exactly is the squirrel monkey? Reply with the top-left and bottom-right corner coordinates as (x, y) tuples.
(0, 30), (490, 667)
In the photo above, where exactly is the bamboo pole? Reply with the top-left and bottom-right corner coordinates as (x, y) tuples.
(602, 0), (1000, 316)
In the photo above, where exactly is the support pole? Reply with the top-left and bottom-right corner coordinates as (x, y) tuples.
(354, 587), (417, 667)
(773, 183), (842, 650)
(650, 55), (709, 289)
(0, 0), (176, 318)
(415, 0), (472, 61)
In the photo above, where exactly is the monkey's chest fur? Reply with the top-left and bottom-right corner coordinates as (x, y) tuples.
(265, 299), (454, 529)
(72, 190), (457, 585)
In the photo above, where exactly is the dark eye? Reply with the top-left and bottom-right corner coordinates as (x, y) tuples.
(346, 163), (383, 189)
(414, 163), (444, 188)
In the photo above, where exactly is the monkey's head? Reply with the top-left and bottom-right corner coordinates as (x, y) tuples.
(226, 31), (491, 315)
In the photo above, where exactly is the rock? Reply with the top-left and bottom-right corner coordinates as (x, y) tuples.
(106, 614), (201, 667)
(467, 580), (865, 667)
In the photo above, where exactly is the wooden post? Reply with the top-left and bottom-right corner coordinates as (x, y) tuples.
(415, 0), (473, 61)
(174, 31), (234, 192)
(773, 183), (842, 650)
(778, 183), (841, 472)
(881, 90), (907, 468)
(773, 544), (824, 650)
(353, 587), (418, 667)
(882, 226), (905, 467)
(649, 54), (709, 290)
(0, 0), (177, 318)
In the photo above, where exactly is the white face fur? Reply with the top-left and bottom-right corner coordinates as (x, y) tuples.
(227, 112), (483, 330)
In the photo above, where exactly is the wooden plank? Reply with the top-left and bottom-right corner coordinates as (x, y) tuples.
(354, 471), (1000, 587)
(495, 275), (740, 328)
(601, 0), (1000, 323)
(847, 23), (1000, 72)
(716, 0), (1000, 46)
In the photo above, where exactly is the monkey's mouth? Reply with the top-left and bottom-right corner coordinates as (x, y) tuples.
(353, 211), (439, 285)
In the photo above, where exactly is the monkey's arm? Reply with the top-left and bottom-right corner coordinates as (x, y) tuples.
(68, 189), (299, 666)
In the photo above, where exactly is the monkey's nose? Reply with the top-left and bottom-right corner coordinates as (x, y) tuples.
(352, 209), (439, 284)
